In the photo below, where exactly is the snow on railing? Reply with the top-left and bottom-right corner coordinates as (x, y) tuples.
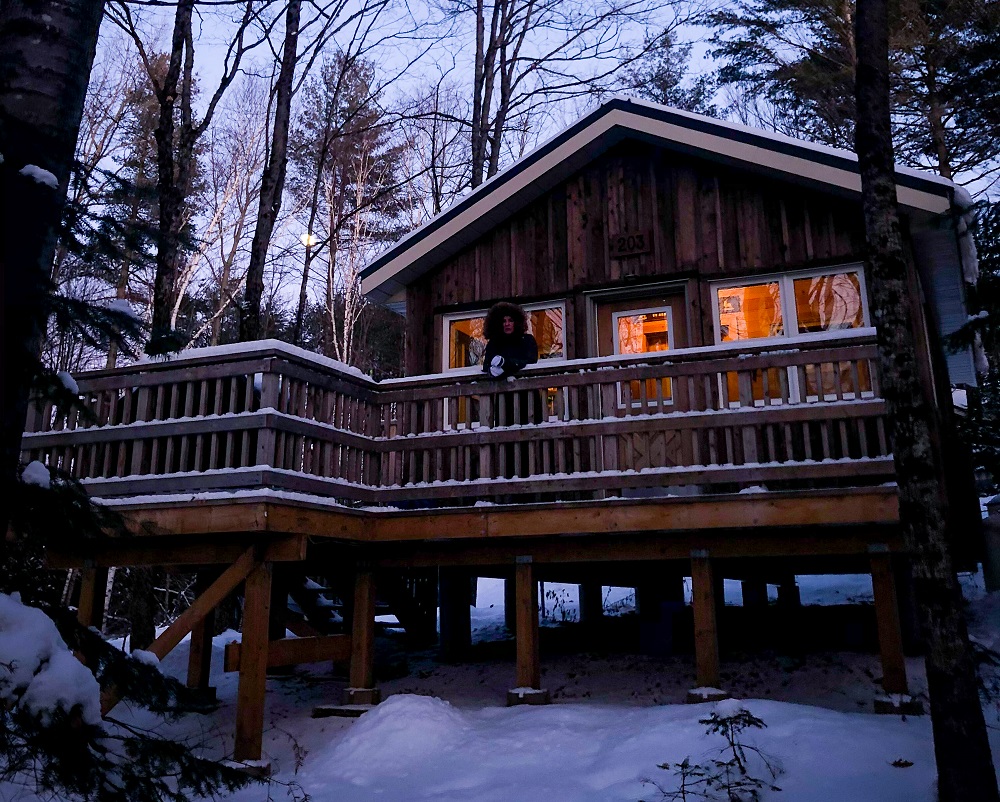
(21, 333), (892, 506)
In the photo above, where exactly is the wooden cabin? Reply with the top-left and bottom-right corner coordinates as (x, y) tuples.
(22, 98), (981, 763)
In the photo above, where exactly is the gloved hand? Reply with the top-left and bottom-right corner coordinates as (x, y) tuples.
(489, 355), (504, 377)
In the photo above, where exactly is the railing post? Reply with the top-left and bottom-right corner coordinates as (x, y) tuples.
(255, 366), (280, 468)
(129, 387), (153, 475)
(478, 390), (493, 479)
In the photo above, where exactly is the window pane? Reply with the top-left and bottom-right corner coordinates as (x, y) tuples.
(448, 317), (486, 369)
(614, 310), (671, 403)
(448, 305), (565, 369)
(793, 272), (864, 333)
(717, 283), (783, 342)
(616, 311), (670, 354)
(527, 307), (564, 360)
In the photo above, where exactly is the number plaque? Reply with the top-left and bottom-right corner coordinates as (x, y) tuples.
(610, 230), (652, 258)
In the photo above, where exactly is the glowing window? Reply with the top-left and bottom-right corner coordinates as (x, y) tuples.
(444, 303), (565, 371)
(716, 282), (783, 342)
(793, 272), (865, 333)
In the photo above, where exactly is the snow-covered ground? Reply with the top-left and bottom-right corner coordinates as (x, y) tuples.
(3, 574), (998, 802)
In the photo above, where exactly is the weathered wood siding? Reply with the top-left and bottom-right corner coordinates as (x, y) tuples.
(406, 142), (867, 375)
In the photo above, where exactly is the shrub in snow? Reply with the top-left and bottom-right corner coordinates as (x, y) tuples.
(641, 702), (782, 802)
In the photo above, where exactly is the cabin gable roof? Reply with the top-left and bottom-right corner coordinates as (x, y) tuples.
(361, 96), (957, 303)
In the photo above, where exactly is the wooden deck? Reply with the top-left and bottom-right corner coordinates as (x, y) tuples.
(25, 335), (917, 764)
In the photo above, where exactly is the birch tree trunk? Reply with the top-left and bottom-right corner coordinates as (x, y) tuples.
(240, 0), (301, 341)
(0, 0), (106, 510)
(854, 0), (999, 799)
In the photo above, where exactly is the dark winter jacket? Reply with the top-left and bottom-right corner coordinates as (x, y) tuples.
(482, 333), (539, 378)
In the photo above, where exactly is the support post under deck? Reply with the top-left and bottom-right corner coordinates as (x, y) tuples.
(345, 567), (380, 706)
(690, 551), (722, 695)
(439, 567), (472, 659)
(870, 549), (908, 696)
(186, 569), (217, 696)
(235, 561), (271, 762)
(77, 566), (108, 630)
(508, 557), (548, 705)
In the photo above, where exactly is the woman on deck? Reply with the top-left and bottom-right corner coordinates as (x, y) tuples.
(482, 302), (538, 378)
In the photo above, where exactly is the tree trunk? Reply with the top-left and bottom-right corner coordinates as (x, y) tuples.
(149, 0), (194, 346)
(240, 0), (302, 342)
(0, 0), (106, 523)
(854, 1), (999, 799)
(126, 566), (157, 652)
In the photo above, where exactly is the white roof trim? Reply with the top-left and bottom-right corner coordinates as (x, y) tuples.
(362, 98), (956, 301)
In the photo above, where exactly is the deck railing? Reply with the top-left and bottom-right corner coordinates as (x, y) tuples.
(21, 332), (894, 506)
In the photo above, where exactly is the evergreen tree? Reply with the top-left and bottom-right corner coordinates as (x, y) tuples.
(710, 0), (1000, 181)
(288, 53), (412, 365)
(619, 30), (718, 115)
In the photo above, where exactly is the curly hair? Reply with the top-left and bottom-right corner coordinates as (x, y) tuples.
(483, 301), (527, 341)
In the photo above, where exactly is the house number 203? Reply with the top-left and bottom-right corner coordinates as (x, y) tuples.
(611, 230), (651, 257)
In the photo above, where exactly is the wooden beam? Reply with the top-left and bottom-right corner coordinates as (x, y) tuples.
(149, 547), (257, 662)
(870, 550), (908, 695)
(235, 561), (272, 762)
(370, 489), (900, 542)
(515, 559), (541, 689)
(47, 534), (307, 569)
(691, 552), (721, 689)
(101, 548), (259, 717)
(349, 569), (376, 690)
(76, 567), (108, 629)
(224, 635), (352, 672)
(186, 570), (217, 691)
(372, 525), (904, 569)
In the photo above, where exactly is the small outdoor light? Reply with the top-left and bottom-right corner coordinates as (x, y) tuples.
(300, 232), (319, 247)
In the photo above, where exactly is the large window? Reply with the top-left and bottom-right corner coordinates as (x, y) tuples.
(612, 307), (674, 405)
(712, 267), (870, 404)
(713, 267), (867, 344)
(444, 302), (566, 371)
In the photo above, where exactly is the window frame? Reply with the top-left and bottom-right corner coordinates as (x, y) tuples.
(610, 305), (675, 356)
(441, 300), (568, 373)
(611, 305), (675, 408)
(710, 264), (870, 346)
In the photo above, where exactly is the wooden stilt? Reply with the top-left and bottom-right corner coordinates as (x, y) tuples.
(579, 582), (603, 624)
(77, 566), (108, 630)
(186, 569), (217, 694)
(870, 550), (908, 695)
(690, 551), (722, 692)
(741, 578), (768, 609)
(439, 567), (472, 660)
(344, 567), (380, 705)
(235, 561), (272, 763)
(504, 577), (516, 632)
(509, 557), (548, 705)
(515, 560), (540, 688)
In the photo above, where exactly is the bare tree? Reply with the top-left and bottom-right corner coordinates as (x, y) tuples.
(108, 0), (272, 351)
(853, 0), (1000, 799)
(187, 79), (269, 346)
(399, 76), (471, 221)
(239, 0), (419, 341)
(440, 0), (688, 187)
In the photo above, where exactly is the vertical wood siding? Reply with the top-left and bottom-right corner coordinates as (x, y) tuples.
(406, 143), (868, 375)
